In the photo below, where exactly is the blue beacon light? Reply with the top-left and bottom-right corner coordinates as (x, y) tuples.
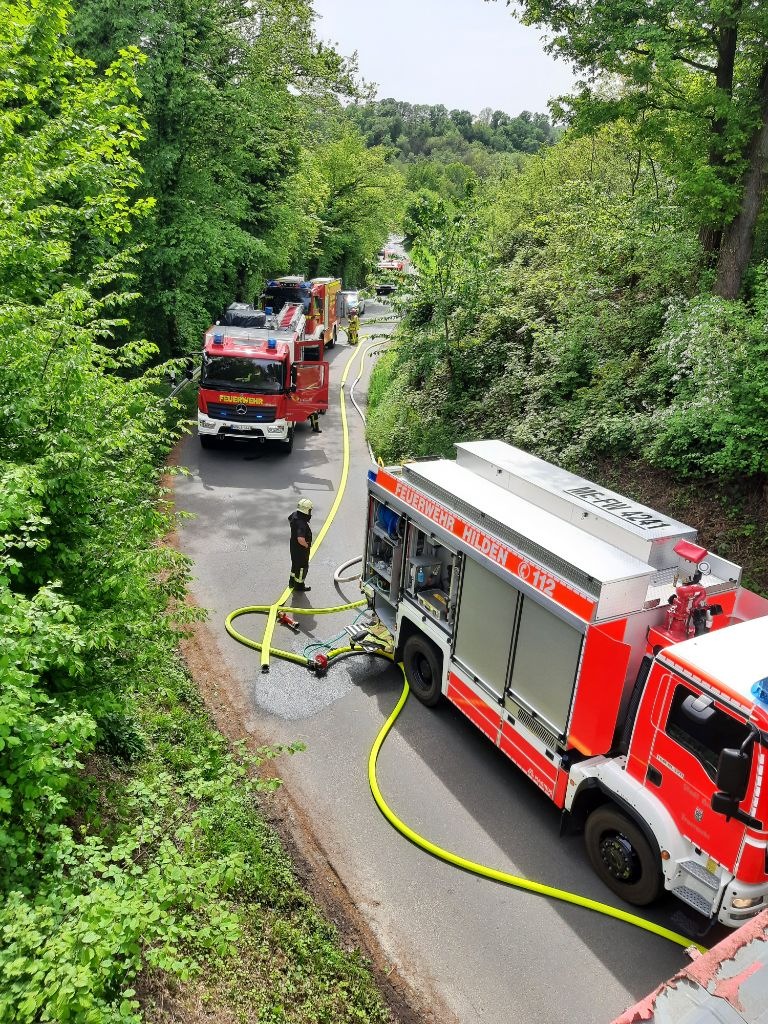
(751, 677), (768, 708)
(213, 331), (224, 346)
(268, 338), (277, 350)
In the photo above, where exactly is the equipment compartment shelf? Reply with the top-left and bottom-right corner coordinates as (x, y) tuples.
(372, 524), (398, 543)
(369, 579), (395, 605)
(369, 562), (392, 582)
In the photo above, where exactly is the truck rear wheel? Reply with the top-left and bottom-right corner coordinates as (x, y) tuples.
(585, 806), (662, 906)
(402, 634), (442, 707)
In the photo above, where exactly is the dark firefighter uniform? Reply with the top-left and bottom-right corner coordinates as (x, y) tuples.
(288, 500), (313, 590)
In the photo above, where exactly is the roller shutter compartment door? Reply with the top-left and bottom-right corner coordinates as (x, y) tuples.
(507, 597), (583, 737)
(454, 558), (520, 699)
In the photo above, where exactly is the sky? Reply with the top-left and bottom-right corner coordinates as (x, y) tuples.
(311, 0), (576, 117)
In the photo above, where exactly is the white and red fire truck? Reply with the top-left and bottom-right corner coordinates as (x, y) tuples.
(262, 276), (342, 349)
(363, 441), (768, 927)
(196, 302), (328, 453)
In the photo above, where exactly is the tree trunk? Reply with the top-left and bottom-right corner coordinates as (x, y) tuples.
(700, 19), (738, 259)
(714, 64), (768, 299)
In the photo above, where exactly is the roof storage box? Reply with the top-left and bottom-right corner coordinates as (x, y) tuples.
(455, 441), (697, 570)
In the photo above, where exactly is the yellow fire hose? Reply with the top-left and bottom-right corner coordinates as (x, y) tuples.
(224, 335), (705, 954)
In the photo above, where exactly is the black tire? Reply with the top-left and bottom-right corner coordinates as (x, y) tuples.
(199, 434), (216, 449)
(324, 330), (334, 350)
(585, 806), (662, 906)
(402, 634), (443, 707)
(281, 427), (294, 455)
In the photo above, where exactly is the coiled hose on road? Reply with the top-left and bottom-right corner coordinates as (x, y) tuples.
(225, 333), (705, 954)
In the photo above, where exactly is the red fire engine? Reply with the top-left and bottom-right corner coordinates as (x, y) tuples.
(262, 276), (342, 349)
(197, 302), (328, 454)
(363, 441), (768, 927)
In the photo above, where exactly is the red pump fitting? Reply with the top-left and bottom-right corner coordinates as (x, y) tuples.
(277, 611), (300, 633)
(665, 581), (709, 641)
(312, 653), (329, 676)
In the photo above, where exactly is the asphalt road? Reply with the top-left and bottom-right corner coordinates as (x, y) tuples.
(174, 303), (690, 1024)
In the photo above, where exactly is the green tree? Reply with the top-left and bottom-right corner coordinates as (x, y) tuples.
(310, 130), (405, 285)
(502, 0), (768, 297)
(70, 0), (356, 354)
(0, 0), (178, 878)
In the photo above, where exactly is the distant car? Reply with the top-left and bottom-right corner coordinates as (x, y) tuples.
(375, 282), (396, 297)
(341, 290), (366, 316)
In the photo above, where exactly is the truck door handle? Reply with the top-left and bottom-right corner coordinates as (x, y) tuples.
(646, 765), (662, 787)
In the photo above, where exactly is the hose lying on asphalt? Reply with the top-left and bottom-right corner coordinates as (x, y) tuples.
(333, 555), (363, 584)
(224, 328), (706, 955)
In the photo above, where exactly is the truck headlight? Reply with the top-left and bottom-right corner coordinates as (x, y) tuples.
(732, 895), (763, 909)
(200, 419), (216, 429)
(266, 425), (283, 434)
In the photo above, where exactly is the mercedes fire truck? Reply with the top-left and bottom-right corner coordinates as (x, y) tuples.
(363, 441), (768, 927)
(197, 303), (328, 453)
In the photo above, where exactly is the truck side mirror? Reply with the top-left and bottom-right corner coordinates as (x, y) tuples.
(715, 747), (750, 801)
(711, 791), (740, 819)
(184, 365), (194, 380)
(290, 364), (297, 385)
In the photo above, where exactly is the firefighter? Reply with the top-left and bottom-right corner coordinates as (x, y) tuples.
(288, 498), (313, 591)
(309, 411), (321, 433)
(347, 310), (360, 346)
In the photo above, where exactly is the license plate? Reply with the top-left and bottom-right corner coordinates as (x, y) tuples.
(232, 423), (254, 432)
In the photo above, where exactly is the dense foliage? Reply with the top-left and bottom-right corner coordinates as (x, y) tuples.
(69, 0), (401, 355)
(369, 126), (768, 490)
(349, 98), (556, 160)
(0, 1), (392, 1018)
(502, 0), (768, 299)
(370, 1), (768, 517)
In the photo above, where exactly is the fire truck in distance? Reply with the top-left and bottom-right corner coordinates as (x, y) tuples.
(261, 276), (342, 349)
(197, 302), (328, 453)
(363, 441), (768, 927)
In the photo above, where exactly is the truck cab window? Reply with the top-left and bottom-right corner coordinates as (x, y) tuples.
(666, 684), (751, 781)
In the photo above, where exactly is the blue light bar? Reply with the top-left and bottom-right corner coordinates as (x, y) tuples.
(213, 331), (224, 345)
(268, 338), (277, 350)
(751, 677), (768, 708)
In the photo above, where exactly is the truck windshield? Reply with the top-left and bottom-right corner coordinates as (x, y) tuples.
(263, 286), (310, 313)
(202, 356), (284, 393)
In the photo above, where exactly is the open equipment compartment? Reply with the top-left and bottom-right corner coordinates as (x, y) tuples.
(363, 497), (404, 630)
(403, 522), (458, 632)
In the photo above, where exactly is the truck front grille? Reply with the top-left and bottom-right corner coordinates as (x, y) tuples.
(207, 402), (277, 423)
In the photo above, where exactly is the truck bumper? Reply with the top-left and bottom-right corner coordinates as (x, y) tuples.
(197, 413), (290, 440)
(719, 880), (768, 927)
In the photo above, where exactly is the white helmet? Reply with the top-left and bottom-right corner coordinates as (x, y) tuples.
(297, 498), (313, 514)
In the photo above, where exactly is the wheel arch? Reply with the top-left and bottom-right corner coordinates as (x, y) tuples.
(394, 616), (423, 662)
(569, 780), (662, 862)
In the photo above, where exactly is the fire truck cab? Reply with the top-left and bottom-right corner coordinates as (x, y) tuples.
(364, 441), (768, 926)
(197, 303), (328, 453)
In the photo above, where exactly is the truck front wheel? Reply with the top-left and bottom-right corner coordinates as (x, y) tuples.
(402, 634), (442, 707)
(585, 806), (662, 906)
(200, 434), (216, 449)
(281, 426), (294, 455)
